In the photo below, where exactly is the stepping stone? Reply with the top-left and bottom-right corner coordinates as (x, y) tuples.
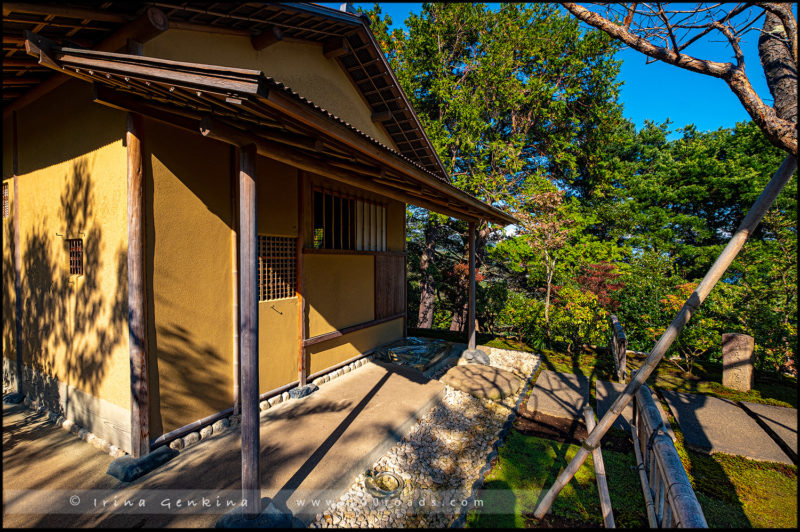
(456, 349), (490, 366)
(739, 401), (797, 462)
(528, 371), (589, 420)
(595, 381), (676, 440)
(660, 389), (792, 464)
(440, 364), (523, 400)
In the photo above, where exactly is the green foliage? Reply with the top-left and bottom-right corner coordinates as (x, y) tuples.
(549, 285), (608, 351)
(498, 291), (544, 347)
(363, 4), (797, 377)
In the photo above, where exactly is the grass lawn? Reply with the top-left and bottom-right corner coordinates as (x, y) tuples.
(465, 430), (647, 528)
(412, 329), (798, 527)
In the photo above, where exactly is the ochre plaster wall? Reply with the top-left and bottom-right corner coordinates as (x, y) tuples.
(304, 254), (374, 338)
(257, 155), (299, 393)
(4, 80), (130, 413)
(307, 318), (403, 375)
(143, 30), (397, 150)
(145, 119), (234, 436)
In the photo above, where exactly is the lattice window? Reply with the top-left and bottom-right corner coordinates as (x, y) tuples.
(67, 238), (83, 275)
(312, 188), (386, 251)
(2, 183), (8, 219)
(258, 235), (296, 301)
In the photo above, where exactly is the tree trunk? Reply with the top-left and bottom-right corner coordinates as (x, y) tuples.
(759, 12), (798, 124)
(416, 218), (438, 328)
(449, 223), (490, 332)
(543, 252), (556, 339)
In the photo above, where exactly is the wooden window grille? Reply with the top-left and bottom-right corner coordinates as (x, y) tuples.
(67, 238), (83, 275)
(312, 188), (386, 251)
(258, 235), (296, 301)
(2, 183), (8, 219)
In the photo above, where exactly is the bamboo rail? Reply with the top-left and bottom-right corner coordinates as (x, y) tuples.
(630, 375), (707, 527)
(534, 154), (797, 519)
(583, 405), (615, 528)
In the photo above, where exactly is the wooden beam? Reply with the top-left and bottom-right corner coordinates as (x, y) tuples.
(403, 206), (407, 337)
(323, 37), (349, 59)
(251, 25), (283, 51)
(126, 111), (149, 459)
(303, 313), (405, 347)
(370, 109), (392, 123)
(92, 93), (486, 224)
(238, 143), (260, 519)
(297, 175), (307, 387)
(260, 89), (515, 225)
(231, 146), (240, 416)
(2, 58), (39, 67)
(126, 37), (149, 460)
(467, 221), (476, 350)
(3, 2), (128, 23)
(1, 78), (42, 86)
(4, 6), (169, 119)
(198, 116), (481, 222)
(169, 20), (250, 37)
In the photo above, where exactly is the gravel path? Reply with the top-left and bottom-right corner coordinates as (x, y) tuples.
(308, 346), (540, 528)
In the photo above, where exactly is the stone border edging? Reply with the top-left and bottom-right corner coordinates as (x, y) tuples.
(450, 348), (542, 528)
(169, 356), (377, 453)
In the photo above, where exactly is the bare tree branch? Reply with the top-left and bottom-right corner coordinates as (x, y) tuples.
(561, 2), (797, 155)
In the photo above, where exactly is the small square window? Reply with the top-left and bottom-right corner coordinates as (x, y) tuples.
(67, 238), (83, 275)
(258, 235), (296, 301)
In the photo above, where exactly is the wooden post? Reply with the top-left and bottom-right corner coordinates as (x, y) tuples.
(297, 173), (306, 387)
(231, 146), (240, 416)
(238, 143), (260, 519)
(467, 221), (476, 350)
(126, 110), (149, 459)
(403, 206), (407, 338)
(12, 111), (23, 396)
(533, 154), (797, 519)
(583, 405), (615, 528)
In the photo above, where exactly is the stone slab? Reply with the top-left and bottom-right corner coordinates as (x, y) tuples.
(528, 370), (589, 420)
(660, 389), (792, 464)
(739, 401), (797, 462)
(595, 381), (676, 441)
(440, 364), (522, 400)
(106, 445), (179, 482)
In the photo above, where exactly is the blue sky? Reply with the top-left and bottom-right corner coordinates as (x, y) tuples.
(320, 2), (786, 137)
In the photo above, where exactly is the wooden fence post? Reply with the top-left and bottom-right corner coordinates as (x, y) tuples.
(583, 405), (614, 528)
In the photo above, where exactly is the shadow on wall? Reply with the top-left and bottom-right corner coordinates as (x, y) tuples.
(8, 159), (127, 412)
(3, 201), (17, 385)
(152, 322), (229, 434)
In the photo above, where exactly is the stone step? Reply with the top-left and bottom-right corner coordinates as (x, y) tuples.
(527, 370), (589, 419)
